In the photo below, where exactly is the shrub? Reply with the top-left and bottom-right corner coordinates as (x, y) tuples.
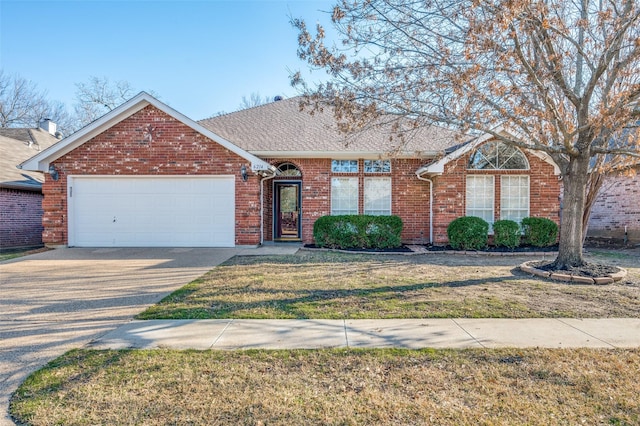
(521, 217), (558, 247)
(492, 219), (521, 249)
(446, 216), (489, 250)
(313, 215), (403, 249)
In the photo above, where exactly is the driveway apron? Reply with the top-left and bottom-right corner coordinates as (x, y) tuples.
(0, 247), (238, 426)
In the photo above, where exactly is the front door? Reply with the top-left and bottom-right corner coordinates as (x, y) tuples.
(274, 182), (301, 240)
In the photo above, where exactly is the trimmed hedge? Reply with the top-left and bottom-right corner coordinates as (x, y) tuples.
(492, 219), (521, 249)
(313, 215), (403, 249)
(521, 217), (559, 247)
(446, 216), (489, 250)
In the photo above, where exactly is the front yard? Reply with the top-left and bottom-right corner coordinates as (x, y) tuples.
(138, 249), (640, 320)
(11, 348), (640, 425)
(10, 248), (640, 425)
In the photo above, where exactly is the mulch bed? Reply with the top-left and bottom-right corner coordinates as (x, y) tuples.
(531, 260), (621, 278)
(303, 244), (413, 253)
(303, 244), (558, 254)
(421, 244), (559, 253)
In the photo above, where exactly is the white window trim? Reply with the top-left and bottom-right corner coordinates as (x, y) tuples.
(500, 175), (530, 222)
(364, 177), (392, 215)
(331, 159), (359, 173)
(364, 159), (392, 174)
(331, 177), (359, 215)
(465, 175), (495, 226)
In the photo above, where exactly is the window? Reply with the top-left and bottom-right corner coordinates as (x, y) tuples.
(331, 160), (358, 173)
(468, 142), (529, 170)
(277, 163), (301, 177)
(364, 160), (391, 173)
(364, 178), (391, 215)
(331, 177), (358, 215)
(466, 175), (495, 225)
(501, 176), (529, 224)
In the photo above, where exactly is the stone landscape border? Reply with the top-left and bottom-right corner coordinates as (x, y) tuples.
(519, 260), (628, 285)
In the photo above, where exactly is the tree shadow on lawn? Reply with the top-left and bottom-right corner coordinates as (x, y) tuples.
(147, 274), (527, 319)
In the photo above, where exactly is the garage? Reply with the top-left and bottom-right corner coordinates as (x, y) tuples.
(68, 176), (235, 247)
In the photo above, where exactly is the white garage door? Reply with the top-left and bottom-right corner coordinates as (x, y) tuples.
(68, 176), (235, 247)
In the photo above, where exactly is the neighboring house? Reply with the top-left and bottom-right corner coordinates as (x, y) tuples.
(20, 92), (561, 248)
(1, 121), (60, 249)
(587, 170), (640, 244)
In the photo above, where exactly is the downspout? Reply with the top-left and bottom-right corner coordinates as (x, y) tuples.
(416, 173), (434, 244)
(260, 172), (277, 245)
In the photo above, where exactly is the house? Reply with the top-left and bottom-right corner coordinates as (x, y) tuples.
(19, 92), (561, 248)
(587, 170), (640, 245)
(0, 121), (60, 249)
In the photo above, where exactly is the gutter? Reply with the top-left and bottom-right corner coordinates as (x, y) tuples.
(0, 182), (43, 193)
(415, 173), (434, 244)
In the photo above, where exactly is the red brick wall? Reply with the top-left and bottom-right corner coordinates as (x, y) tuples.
(430, 148), (561, 244)
(0, 188), (44, 248)
(263, 158), (430, 244)
(587, 174), (640, 243)
(42, 105), (261, 246)
(263, 152), (559, 245)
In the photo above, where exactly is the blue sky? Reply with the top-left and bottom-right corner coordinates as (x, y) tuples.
(0, 0), (333, 120)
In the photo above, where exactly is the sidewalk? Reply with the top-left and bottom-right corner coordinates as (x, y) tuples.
(89, 318), (640, 350)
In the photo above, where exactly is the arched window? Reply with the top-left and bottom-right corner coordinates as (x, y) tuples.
(468, 141), (529, 170)
(277, 162), (302, 177)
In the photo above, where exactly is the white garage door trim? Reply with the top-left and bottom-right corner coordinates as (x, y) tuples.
(68, 175), (235, 247)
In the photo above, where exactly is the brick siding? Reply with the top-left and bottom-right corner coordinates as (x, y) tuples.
(40, 107), (562, 247)
(430, 148), (561, 244)
(42, 105), (261, 246)
(587, 174), (640, 243)
(0, 188), (44, 248)
(263, 152), (559, 245)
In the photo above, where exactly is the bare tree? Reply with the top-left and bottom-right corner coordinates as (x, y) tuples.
(239, 92), (272, 110)
(293, 0), (640, 269)
(73, 76), (136, 126)
(0, 70), (75, 136)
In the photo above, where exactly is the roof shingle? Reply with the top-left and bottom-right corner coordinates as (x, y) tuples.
(0, 128), (59, 191)
(199, 97), (462, 158)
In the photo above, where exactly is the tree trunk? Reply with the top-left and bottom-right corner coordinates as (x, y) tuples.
(553, 154), (591, 269)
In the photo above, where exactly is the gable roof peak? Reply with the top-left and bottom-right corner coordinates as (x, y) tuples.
(19, 91), (274, 175)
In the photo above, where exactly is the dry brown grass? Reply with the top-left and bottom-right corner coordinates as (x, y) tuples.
(138, 249), (640, 320)
(11, 348), (640, 425)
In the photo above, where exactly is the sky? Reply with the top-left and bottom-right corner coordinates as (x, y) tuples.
(0, 0), (334, 120)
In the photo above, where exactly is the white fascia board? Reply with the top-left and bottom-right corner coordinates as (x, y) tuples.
(526, 149), (561, 175)
(416, 132), (495, 176)
(150, 96), (275, 173)
(19, 96), (150, 172)
(251, 150), (441, 160)
(20, 92), (275, 174)
(415, 127), (561, 176)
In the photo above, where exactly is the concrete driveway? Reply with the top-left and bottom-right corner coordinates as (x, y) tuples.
(0, 247), (239, 426)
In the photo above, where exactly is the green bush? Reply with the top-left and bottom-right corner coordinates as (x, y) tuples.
(521, 217), (558, 247)
(446, 216), (489, 250)
(313, 215), (403, 249)
(492, 219), (521, 249)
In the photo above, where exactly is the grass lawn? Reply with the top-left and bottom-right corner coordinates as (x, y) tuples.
(11, 248), (640, 425)
(137, 249), (640, 320)
(11, 348), (640, 425)
(0, 247), (48, 262)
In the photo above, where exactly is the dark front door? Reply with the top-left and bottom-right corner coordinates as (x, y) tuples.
(274, 182), (301, 240)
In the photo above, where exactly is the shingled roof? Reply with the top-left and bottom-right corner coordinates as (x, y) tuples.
(0, 128), (59, 191)
(199, 97), (462, 158)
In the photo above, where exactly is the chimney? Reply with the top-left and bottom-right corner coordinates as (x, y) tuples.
(39, 119), (57, 136)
